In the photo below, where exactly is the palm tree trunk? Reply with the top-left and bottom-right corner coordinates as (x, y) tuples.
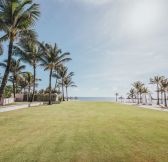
(31, 65), (36, 102)
(28, 85), (31, 102)
(157, 84), (160, 105)
(66, 86), (68, 101)
(116, 95), (118, 102)
(12, 79), (16, 100)
(164, 92), (167, 107)
(55, 78), (57, 90)
(0, 40), (13, 102)
(161, 92), (163, 104)
(145, 94), (147, 105)
(137, 94), (140, 104)
(48, 68), (53, 105)
(62, 79), (65, 101)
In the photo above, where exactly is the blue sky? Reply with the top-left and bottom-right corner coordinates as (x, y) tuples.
(1, 0), (168, 97)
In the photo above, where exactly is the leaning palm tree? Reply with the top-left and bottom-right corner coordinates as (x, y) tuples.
(150, 76), (165, 105)
(64, 75), (76, 101)
(132, 81), (144, 104)
(14, 41), (43, 102)
(40, 43), (71, 105)
(0, 58), (25, 99)
(0, 0), (40, 100)
(160, 79), (168, 107)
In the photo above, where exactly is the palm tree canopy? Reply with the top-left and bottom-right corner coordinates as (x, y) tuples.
(127, 88), (136, 98)
(0, 0), (40, 43)
(132, 81), (144, 93)
(150, 76), (165, 85)
(64, 77), (77, 88)
(142, 87), (150, 94)
(0, 58), (25, 73)
(40, 43), (71, 71)
(14, 41), (43, 66)
(160, 79), (168, 91)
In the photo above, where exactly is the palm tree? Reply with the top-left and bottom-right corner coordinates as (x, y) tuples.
(0, 0), (40, 100)
(142, 87), (150, 105)
(0, 58), (25, 99)
(57, 66), (74, 101)
(21, 72), (33, 101)
(40, 43), (71, 105)
(160, 79), (168, 107)
(159, 86), (165, 105)
(64, 75), (76, 101)
(52, 70), (61, 91)
(127, 88), (136, 103)
(132, 81), (144, 104)
(150, 76), (165, 105)
(14, 41), (43, 102)
(115, 93), (119, 102)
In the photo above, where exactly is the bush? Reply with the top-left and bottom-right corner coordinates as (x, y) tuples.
(4, 85), (13, 98)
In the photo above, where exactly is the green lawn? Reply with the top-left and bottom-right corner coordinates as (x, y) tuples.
(0, 102), (168, 162)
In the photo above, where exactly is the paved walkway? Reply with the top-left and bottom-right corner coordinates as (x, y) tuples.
(123, 103), (168, 112)
(138, 105), (168, 112)
(0, 102), (43, 113)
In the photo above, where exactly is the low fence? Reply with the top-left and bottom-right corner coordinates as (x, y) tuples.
(0, 98), (15, 106)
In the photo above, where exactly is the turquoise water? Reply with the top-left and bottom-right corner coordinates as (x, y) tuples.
(78, 97), (115, 102)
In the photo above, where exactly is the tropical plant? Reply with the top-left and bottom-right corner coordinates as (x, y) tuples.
(150, 76), (165, 105)
(119, 96), (124, 102)
(64, 76), (76, 101)
(127, 88), (136, 103)
(40, 43), (71, 104)
(4, 85), (13, 98)
(21, 72), (33, 101)
(142, 87), (150, 105)
(0, 0), (40, 100)
(160, 79), (168, 107)
(132, 81), (144, 104)
(52, 70), (61, 91)
(14, 41), (43, 102)
(57, 66), (74, 101)
(0, 58), (25, 99)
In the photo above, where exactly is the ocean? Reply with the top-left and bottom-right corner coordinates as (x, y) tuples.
(78, 97), (115, 102)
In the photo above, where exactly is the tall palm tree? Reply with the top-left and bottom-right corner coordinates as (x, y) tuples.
(40, 43), (71, 105)
(150, 76), (165, 105)
(115, 93), (119, 102)
(14, 41), (42, 102)
(0, 0), (40, 101)
(0, 58), (25, 99)
(132, 81), (144, 104)
(64, 75), (76, 101)
(160, 79), (168, 107)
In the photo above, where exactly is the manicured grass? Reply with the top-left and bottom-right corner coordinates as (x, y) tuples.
(0, 102), (168, 162)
